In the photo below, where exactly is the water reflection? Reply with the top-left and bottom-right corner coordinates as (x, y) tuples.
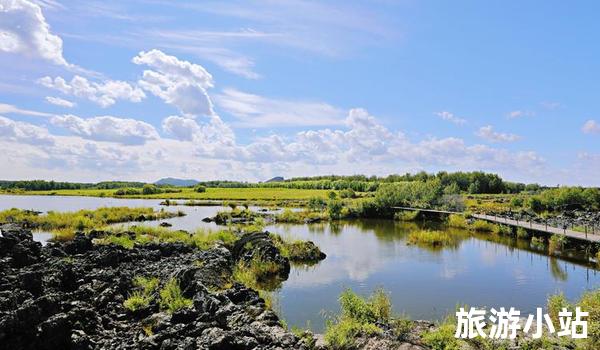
(2, 195), (599, 333)
(266, 219), (600, 332)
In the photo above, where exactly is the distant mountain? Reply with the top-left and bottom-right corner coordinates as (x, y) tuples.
(155, 178), (199, 187)
(265, 176), (284, 183)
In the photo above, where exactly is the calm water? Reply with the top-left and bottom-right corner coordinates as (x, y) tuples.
(2, 195), (599, 332)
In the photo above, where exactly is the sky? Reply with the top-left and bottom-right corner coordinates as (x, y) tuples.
(0, 0), (598, 185)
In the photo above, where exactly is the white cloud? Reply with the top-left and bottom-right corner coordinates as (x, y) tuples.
(476, 125), (521, 143)
(582, 120), (600, 134)
(0, 102), (55, 117)
(215, 88), (345, 127)
(45, 96), (75, 108)
(38, 75), (146, 107)
(0, 0), (69, 66)
(51, 114), (159, 145)
(435, 111), (466, 125)
(0, 115), (54, 145)
(506, 110), (534, 119)
(133, 49), (215, 117)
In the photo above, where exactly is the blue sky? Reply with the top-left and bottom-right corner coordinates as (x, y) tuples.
(0, 0), (598, 185)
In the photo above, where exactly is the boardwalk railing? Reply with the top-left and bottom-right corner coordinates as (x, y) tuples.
(392, 207), (600, 243)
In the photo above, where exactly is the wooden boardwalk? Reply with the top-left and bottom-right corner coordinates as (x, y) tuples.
(392, 207), (600, 243)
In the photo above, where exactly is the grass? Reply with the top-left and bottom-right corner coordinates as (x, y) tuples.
(275, 208), (327, 223)
(123, 276), (159, 312)
(159, 278), (193, 313)
(394, 210), (420, 221)
(543, 289), (600, 350)
(232, 256), (286, 291)
(470, 219), (496, 232)
(0, 207), (183, 240)
(272, 234), (325, 263)
(324, 289), (391, 349)
(407, 230), (454, 247)
(19, 187), (331, 201)
(447, 214), (468, 229)
(324, 289), (415, 349)
(95, 225), (238, 250)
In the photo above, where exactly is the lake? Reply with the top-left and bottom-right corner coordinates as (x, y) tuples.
(1, 194), (599, 332)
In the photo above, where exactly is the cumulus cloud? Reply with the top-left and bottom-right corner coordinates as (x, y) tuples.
(38, 75), (146, 107)
(0, 0), (69, 66)
(435, 111), (466, 125)
(0, 115), (54, 145)
(51, 114), (159, 145)
(133, 49), (214, 117)
(476, 125), (521, 143)
(582, 120), (600, 134)
(45, 96), (75, 108)
(215, 88), (345, 127)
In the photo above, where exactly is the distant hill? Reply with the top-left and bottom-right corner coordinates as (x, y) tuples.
(265, 176), (284, 183)
(155, 178), (199, 187)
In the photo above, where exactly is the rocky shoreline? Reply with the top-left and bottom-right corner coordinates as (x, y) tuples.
(0, 223), (315, 350)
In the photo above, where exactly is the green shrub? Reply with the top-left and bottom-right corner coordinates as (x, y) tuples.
(516, 227), (529, 239)
(142, 184), (162, 195)
(531, 236), (545, 249)
(159, 278), (192, 313)
(327, 199), (344, 219)
(510, 196), (524, 208)
(547, 293), (572, 324)
(308, 197), (327, 211)
(339, 189), (356, 199)
(195, 185), (206, 193)
(577, 289), (600, 348)
(422, 324), (461, 350)
(492, 224), (512, 235)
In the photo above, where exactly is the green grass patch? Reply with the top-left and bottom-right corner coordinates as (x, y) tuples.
(95, 225), (238, 250)
(394, 210), (420, 222)
(159, 278), (193, 313)
(407, 230), (454, 248)
(324, 289), (392, 349)
(22, 187), (331, 201)
(470, 219), (495, 232)
(123, 276), (159, 312)
(272, 234), (325, 264)
(447, 214), (468, 229)
(0, 207), (183, 241)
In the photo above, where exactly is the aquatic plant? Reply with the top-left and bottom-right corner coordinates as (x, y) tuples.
(394, 210), (420, 222)
(0, 207), (183, 234)
(407, 230), (454, 247)
(548, 234), (567, 254)
(470, 219), (495, 232)
(516, 227), (529, 239)
(530, 236), (545, 250)
(447, 214), (468, 229)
